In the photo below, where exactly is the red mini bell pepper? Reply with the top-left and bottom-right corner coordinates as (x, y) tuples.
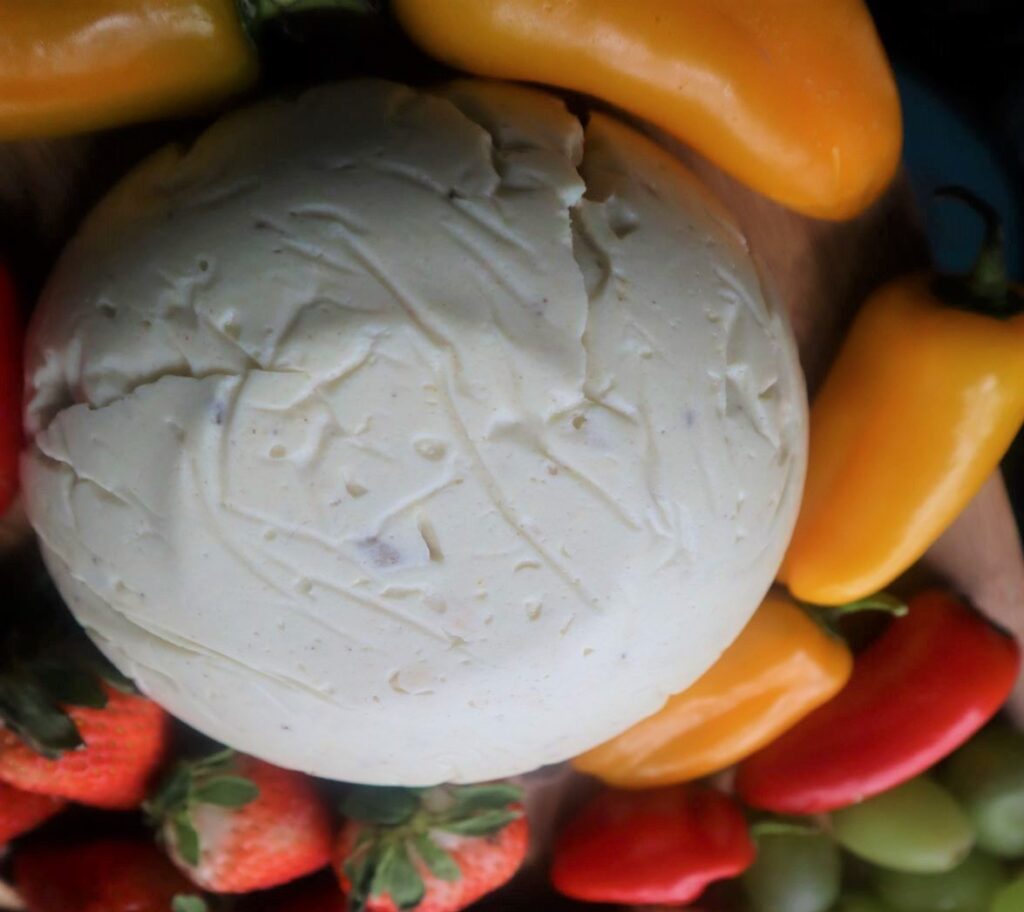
(551, 784), (754, 905)
(0, 264), (21, 515)
(736, 590), (1021, 814)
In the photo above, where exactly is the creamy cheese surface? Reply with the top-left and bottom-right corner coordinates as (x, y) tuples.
(23, 80), (807, 784)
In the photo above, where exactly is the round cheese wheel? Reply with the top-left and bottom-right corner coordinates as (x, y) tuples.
(23, 80), (807, 784)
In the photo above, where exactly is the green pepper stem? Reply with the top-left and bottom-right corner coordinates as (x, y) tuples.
(749, 819), (823, 839)
(932, 186), (1023, 318)
(797, 592), (907, 643)
(826, 593), (908, 619)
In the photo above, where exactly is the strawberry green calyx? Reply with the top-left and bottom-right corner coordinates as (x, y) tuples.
(341, 783), (524, 911)
(0, 638), (136, 759)
(172, 895), (209, 912)
(0, 566), (137, 759)
(145, 749), (260, 867)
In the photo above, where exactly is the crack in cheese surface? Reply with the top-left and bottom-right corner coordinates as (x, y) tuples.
(23, 80), (807, 784)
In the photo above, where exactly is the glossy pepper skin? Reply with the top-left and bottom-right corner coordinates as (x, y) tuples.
(0, 0), (255, 141)
(552, 784), (754, 905)
(392, 0), (902, 220)
(736, 591), (1021, 814)
(0, 0), (357, 141)
(0, 265), (21, 515)
(573, 593), (852, 788)
(781, 195), (1024, 605)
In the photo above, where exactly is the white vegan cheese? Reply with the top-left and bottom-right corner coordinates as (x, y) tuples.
(23, 80), (807, 784)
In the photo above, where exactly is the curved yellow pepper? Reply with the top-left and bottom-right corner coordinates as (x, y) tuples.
(392, 0), (902, 220)
(782, 191), (1024, 605)
(573, 593), (852, 788)
(0, 0), (354, 141)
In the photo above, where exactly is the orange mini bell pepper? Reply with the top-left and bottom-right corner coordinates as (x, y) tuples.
(0, 0), (359, 141)
(392, 0), (902, 220)
(781, 189), (1024, 606)
(573, 592), (852, 789)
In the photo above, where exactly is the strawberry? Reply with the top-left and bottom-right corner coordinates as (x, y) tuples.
(0, 782), (64, 845)
(147, 749), (333, 893)
(0, 601), (170, 811)
(334, 783), (529, 912)
(0, 682), (170, 809)
(13, 839), (205, 912)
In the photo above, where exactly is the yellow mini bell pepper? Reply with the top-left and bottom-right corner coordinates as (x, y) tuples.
(392, 0), (902, 220)
(782, 189), (1024, 606)
(0, 0), (358, 141)
(573, 592), (852, 788)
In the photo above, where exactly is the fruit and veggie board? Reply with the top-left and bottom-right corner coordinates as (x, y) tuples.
(1, 5), (1024, 911)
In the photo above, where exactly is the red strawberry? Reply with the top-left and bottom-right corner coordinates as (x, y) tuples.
(0, 782), (65, 844)
(0, 602), (171, 810)
(147, 749), (333, 893)
(0, 682), (170, 809)
(334, 783), (529, 912)
(14, 839), (204, 912)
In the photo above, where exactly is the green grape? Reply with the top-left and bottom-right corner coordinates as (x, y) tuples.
(991, 873), (1024, 912)
(942, 726), (1024, 859)
(829, 891), (896, 912)
(742, 829), (841, 912)
(871, 850), (1005, 912)
(832, 777), (975, 873)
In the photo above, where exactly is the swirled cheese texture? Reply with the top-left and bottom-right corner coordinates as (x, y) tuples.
(23, 80), (807, 785)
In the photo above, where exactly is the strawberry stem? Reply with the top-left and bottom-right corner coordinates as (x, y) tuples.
(340, 783), (524, 910)
(145, 749), (258, 869)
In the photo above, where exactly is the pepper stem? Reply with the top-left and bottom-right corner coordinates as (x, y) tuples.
(932, 186), (1023, 318)
(825, 593), (908, 619)
(798, 592), (907, 641)
(241, 0), (377, 32)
